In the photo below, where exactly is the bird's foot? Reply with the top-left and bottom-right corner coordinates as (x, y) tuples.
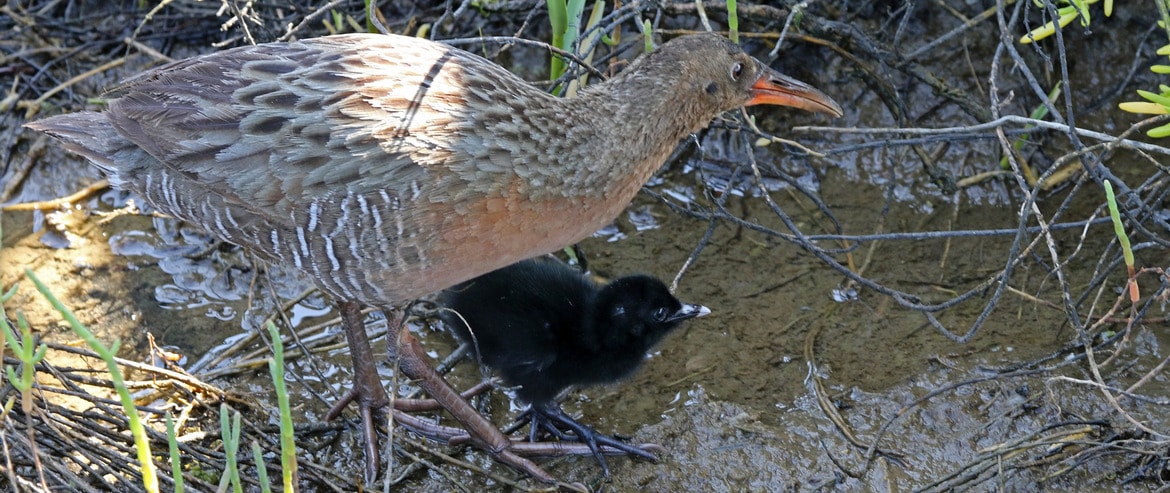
(522, 404), (660, 476)
(326, 387), (390, 481)
(328, 300), (393, 484)
(391, 329), (557, 483)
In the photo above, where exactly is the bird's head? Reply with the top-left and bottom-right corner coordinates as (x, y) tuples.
(591, 275), (710, 350)
(611, 32), (844, 121)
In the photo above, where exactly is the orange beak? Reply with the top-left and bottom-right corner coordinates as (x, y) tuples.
(748, 62), (843, 117)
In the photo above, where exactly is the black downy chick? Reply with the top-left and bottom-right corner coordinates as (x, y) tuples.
(440, 257), (709, 474)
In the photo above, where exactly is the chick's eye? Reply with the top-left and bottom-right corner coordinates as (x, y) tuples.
(729, 62), (744, 81)
(653, 307), (670, 322)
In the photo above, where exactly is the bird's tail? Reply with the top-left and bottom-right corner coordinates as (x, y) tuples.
(25, 112), (131, 176)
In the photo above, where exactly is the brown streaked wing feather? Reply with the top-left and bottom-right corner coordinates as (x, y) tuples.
(103, 34), (513, 221)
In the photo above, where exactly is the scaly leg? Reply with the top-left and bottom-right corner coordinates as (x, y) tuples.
(325, 301), (391, 483)
(325, 303), (555, 483)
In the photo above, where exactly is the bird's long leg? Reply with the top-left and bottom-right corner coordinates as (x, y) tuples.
(325, 301), (392, 484)
(384, 309), (557, 483)
(325, 303), (556, 483)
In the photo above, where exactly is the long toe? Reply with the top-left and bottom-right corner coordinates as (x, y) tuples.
(582, 431), (660, 462)
(530, 404), (662, 476)
(326, 388), (387, 483)
(513, 408), (562, 443)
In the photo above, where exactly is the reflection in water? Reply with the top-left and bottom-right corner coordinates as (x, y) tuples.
(681, 129), (821, 199)
(627, 205), (660, 232)
(107, 216), (318, 330)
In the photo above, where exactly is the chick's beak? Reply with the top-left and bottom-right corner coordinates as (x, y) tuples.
(748, 62), (844, 117)
(670, 303), (712, 322)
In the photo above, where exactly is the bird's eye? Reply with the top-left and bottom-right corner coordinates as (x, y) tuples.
(729, 62), (744, 81)
(653, 307), (670, 322)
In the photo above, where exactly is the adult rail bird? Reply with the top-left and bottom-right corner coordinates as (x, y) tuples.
(27, 31), (841, 482)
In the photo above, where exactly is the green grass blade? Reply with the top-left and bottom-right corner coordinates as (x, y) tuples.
(25, 270), (159, 492)
(266, 321), (298, 491)
(727, 0), (739, 43)
(1103, 181), (1134, 269)
(253, 442), (271, 493)
(166, 413), (185, 493)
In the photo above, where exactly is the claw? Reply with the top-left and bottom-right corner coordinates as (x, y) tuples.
(523, 403), (660, 476)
